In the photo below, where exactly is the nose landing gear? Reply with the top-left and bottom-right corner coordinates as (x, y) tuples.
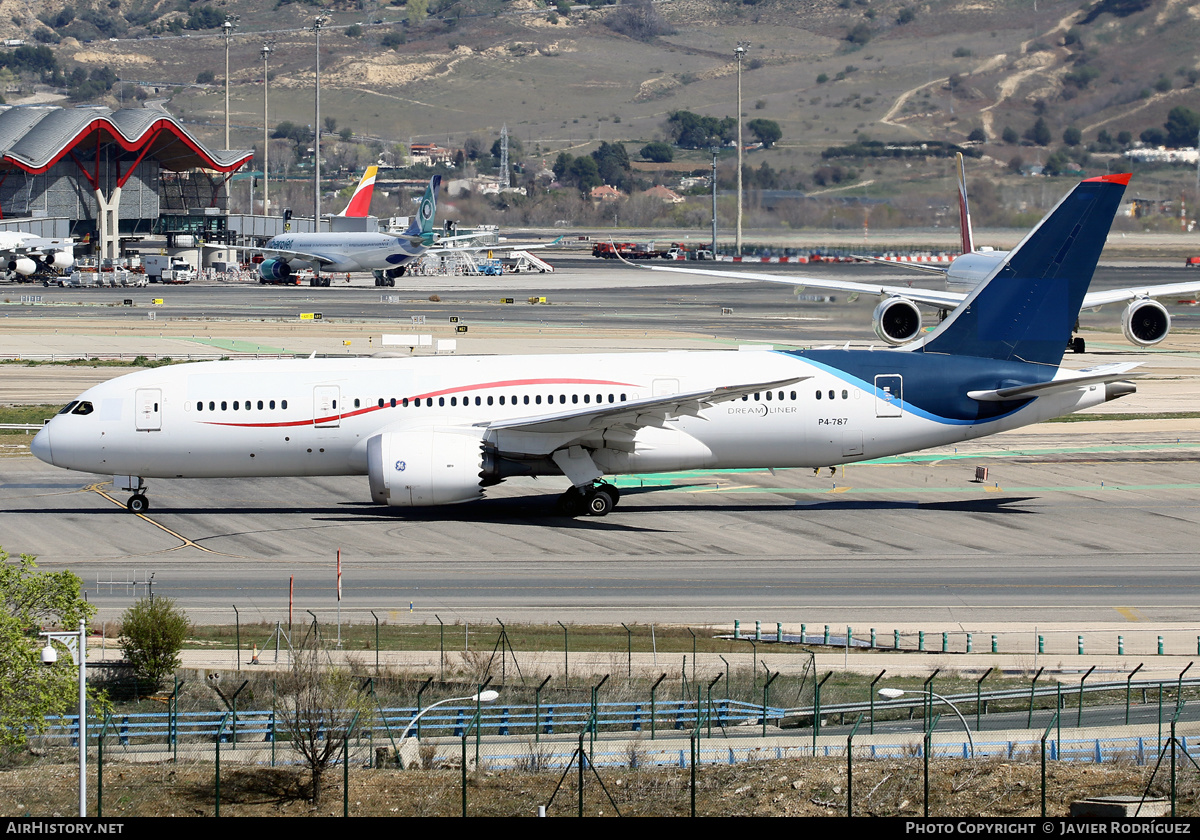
(127, 493), (150, 513)
(114, 475), (148, 514)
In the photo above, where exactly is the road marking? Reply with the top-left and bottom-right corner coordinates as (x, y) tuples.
(1115, 607), (1144, 622)
(88, 483), (228, 555)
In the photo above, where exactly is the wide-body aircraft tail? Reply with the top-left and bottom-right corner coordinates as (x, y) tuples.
(401, 175), (441, 244)
(956, 152), (974, 254)
(338, 166), (378, 217)
(915, 173), (1130, 367)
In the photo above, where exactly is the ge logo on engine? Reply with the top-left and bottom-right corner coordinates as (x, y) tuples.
(395, 460), (406, 472)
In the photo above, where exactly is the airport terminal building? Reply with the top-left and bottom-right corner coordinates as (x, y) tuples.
(0, 105), (251, 259)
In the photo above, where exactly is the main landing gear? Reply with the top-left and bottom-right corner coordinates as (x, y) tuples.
(555, 482), (620, 517)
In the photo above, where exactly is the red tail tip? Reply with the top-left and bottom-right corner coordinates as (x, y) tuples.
(1083, 172), (1132, 185)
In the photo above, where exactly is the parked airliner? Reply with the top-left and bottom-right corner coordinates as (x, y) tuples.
(650, 155), (1200, 354)
(255, 175), (440, 287)
(33, 174), (1139, 517)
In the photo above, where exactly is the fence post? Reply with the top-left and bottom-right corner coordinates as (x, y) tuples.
(1041, 711), (1059, 818)
(846, 715), (862, 817)
(215, 712), (230, 818)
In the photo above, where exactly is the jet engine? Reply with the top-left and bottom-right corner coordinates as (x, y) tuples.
(1121, 298), (1170, 347)
(258, 258), (293, 282)
(7, 257), (37, 276)
(366, 429), (490, 506)
(41, 250), (73, 270)
(872, 296), (924, 345)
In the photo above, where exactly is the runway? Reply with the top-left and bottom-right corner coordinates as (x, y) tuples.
(2, 260), (1200, 630)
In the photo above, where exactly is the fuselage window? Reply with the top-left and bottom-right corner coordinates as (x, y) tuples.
(499, 396), (505, 405)
(572, 394), (579, 404)
(778, 391), (785, 401)
(196, 401), (203, 411)
(535, 395), (542, 404)
(221, 401), (228, 410)
(753, 393), (760, 401)
(621, 394), (627, 402)
(475, 396), (481, 406)
(259, 400), (266, 410)
(560, 395), (566, 404)
(790, 391), (796, 400)
(439, 397), (445, 407)
(209, 401), (215, 411)
(842, 390), (848, 400)
(828, 390), (835, 400)
(584, 394), (590, 404)
(353, 399), (359, 409)
(282, 400), (288, 410)
(765, 391), (772, 401)
(487, 396), (493, 406)
(233, 401), (240, 410)
(524, 395), (530, 405)
(58, 402), (79, 415)
(608, 394), (615, 403)
(270, 400), (276, 409)
(815, 391), (822, 400)
(450, 397), (457, 407)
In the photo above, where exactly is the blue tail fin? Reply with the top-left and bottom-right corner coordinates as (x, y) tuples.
(916, 173), (1129, 366)
(403, 175), (441, 242)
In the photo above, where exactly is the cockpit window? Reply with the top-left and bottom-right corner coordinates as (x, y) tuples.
(58, 402), (79, 415)
(70, 402), (94, 416)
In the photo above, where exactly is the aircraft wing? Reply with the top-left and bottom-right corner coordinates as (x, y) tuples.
(967, 362), (1141, 402)
(249, 246), (340, 267)
(849, 254), (952, 275)
(1082, 282), (1200, 308)
(641, 263), (968, 309)
(476, 376), (805, 456)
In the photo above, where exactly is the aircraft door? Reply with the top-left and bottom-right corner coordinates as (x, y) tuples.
(314, 385), (341, 428)
(874, 375), (903, 417)
(135, 389), (162, 431)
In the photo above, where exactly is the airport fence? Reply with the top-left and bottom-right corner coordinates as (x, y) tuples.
(5, 663), (1200, 817)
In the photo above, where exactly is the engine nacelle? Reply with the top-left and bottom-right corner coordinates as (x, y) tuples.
(7, 257), (36, 275)
(258, 258), (293, 282)
(872, 296), (923, 345)
(367, 429), (487, 507)
(1122, 299), (1170, 347)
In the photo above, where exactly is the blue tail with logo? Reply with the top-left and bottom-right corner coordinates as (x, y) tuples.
(403, 175), (441, 245)
(916, 173), (1130, 367)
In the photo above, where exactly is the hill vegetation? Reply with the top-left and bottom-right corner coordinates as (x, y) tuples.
(0, 0), (1196, 231)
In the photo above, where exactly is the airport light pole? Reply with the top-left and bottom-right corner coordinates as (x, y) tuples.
(41, 620), (87, 817)
(734, 41), (748, 256)
(312, 13), (330, 227)
(396, 690), (499, 768)
(261, 42), (272, 215)
(878, 687), (974, 757)
(222, 17), (237, 150)
(710, 146), (718, 254)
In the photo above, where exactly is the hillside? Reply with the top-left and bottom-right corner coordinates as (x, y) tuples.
(2, 0), (1200, 228)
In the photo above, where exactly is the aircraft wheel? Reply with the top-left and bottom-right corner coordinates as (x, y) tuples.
(1072, 337), (1086, 354)
(127, 494), (149, 514)
(597, 482), (620, 504)
(586, 488), (614, 517)
(555, 488), (584, 517)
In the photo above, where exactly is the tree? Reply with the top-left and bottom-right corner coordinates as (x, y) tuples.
(1001, 126), (1019, 144)
(845, 22), (872, 47)
(196, 70), (215, 85)
(0, 549), (96, 746)
(967, 127), (987, 143)
(275, 625), (371, 808)
(1062, 126), (1082, 147)
(747, 118), (782, 149)
(1164, 106), (1200, 148)
(407, 0), (429, 27)
(639, 141), (674, 163)
(1025, 117), (1051, 146)
(119, 597), (189, 690)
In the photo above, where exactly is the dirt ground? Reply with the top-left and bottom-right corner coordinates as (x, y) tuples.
(1, 755), (1194, 818)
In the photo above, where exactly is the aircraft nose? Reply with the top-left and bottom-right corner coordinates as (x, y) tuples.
(31, 424), (53, 465)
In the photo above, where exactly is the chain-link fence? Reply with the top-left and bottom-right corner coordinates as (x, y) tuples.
(4, 655), (1200, 817)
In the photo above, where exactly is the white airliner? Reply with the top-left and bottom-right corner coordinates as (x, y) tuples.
(0, 230), (74, 280)
(256, 175), (440, 287)
(34, 173), (1140, 517)
(651, 155), (1200, 354)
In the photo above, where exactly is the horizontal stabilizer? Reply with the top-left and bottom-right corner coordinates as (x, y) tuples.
(967, 363), (1141, 402)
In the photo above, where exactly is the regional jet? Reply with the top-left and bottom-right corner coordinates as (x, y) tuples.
(34, 174), (1140, 517)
